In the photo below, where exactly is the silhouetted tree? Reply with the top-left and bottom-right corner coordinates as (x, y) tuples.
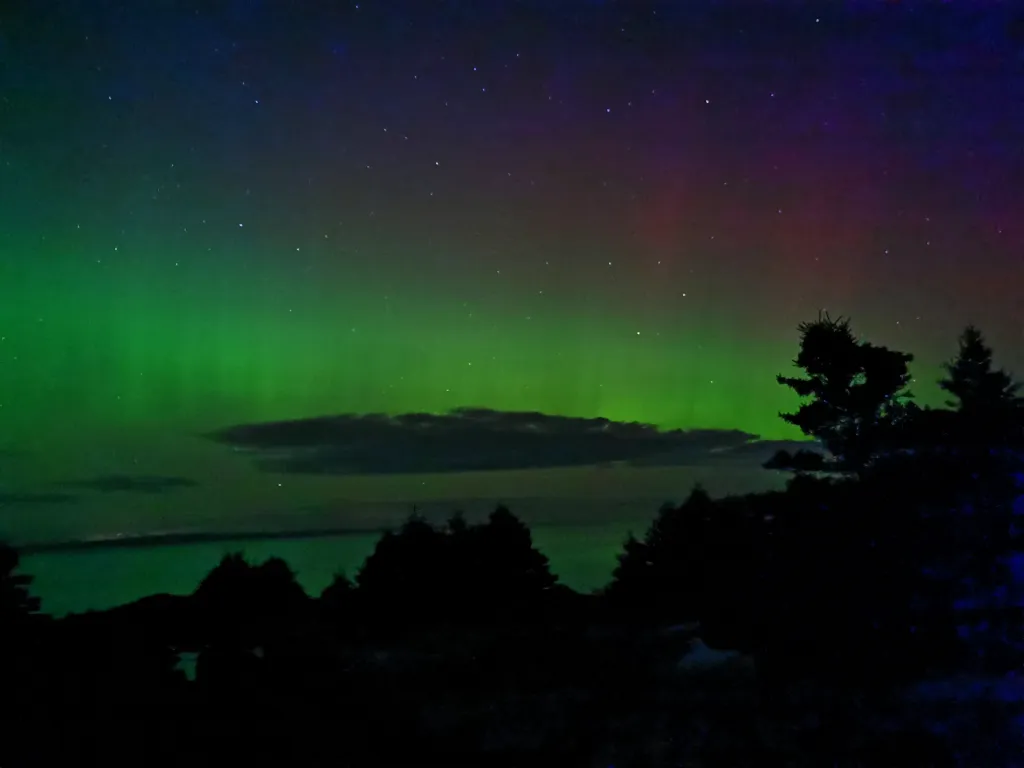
(0, 543), (41, 622)
(353, 506), (556, 626)
(751, 313), (974, 686)
(319, 569), (358, 637)
(355, 513), (449, 625)
(320, 569), (354, 607)
(195, 553), (251, 604)
(479, 506), (556, 588)
(772, 313), (914, 473)
(193, 552), (257, 645)
(253, 556), (308, 614)
(605, 487), (715, 624)
(192, 552), (309, 691)
(605, 532), (656, 617)
(941, 326), (1020, 416)
(453, 506), (560, 620)
(937, 325), (1023, 458)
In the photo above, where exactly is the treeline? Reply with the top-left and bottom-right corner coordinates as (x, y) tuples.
(607, 317), (1023, 693)
(0, 315), (1021, 766)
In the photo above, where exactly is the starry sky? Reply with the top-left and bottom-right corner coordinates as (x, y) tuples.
(1, 1), (1023, 544)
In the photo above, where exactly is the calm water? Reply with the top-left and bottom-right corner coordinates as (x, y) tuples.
(21, 523), (646, 617)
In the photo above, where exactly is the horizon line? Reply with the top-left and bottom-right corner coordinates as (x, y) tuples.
(16, 527), (393, 555)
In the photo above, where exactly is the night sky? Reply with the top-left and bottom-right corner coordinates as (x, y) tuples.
(1, 1), (1023, 544)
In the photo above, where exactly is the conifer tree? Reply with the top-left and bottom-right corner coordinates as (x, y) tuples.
(772, 313), (914, 473)
(939, 325), (1022, 449)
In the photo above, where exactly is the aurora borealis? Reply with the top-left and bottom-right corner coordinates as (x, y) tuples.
(2, 1), (1023, 545)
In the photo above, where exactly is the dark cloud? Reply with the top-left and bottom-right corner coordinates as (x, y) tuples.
(62, 475), (199, 494)
(0, 492), (78, 506)
(207, 407), (813, 475)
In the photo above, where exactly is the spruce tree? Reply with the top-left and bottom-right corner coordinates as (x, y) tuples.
(939, 325), (1022, 449)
